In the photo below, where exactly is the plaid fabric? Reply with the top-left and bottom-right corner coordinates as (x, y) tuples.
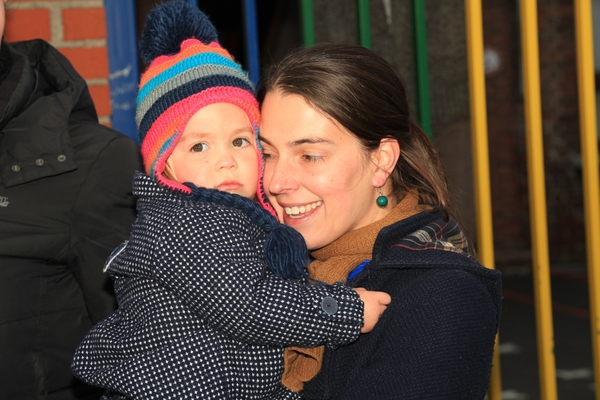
(394, 218), (476, 260)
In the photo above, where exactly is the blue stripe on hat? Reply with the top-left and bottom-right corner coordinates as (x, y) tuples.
(136, 63), (251, 127)
(137, 52), (243, 106)
(139, 74), (254, 139)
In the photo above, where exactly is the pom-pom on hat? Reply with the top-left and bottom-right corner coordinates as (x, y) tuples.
(136, 0), (275, 216)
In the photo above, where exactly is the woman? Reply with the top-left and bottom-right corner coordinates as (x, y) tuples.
(258, 43), (502, 399)
(0, 0), (141, 398)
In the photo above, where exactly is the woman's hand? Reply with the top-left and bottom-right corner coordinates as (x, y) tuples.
(354, 288), (391, 333)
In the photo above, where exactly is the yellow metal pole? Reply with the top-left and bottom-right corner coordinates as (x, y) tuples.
(518, 1), (558, 399)
(463, 1), (501, 399)
(574, 1), (600, 398)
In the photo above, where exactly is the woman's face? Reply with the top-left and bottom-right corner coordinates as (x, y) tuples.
(260, 91), (389, 250)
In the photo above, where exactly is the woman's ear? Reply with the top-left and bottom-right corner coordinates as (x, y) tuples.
(371, 138), (400, 187)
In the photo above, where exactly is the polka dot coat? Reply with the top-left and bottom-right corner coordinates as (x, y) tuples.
(72, 173), (363, 400)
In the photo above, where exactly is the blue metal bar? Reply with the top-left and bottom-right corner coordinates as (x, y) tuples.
(242, 0), (261, 85)
(104, 0), (141, 144)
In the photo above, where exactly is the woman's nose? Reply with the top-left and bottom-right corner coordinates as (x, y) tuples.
(265, 158), (296, 194)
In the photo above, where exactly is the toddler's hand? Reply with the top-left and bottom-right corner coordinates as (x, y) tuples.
(354, 288), (391, 333)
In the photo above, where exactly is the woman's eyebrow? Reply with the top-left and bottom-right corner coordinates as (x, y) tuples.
(290, 138), (332, 146)
(259, 136), (332, 147)
(258, 136), (272, 145)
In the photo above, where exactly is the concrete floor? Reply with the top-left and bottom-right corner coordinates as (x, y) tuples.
(496, 267), (596, 399)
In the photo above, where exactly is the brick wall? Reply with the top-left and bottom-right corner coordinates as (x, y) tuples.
(482, 0), (586, 268)
(537, 1), (586, 265)
(482, 1), (532, 267)
(4, 0), (111, 125)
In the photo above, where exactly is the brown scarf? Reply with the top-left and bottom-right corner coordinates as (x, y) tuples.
(281, 192), (421, 392)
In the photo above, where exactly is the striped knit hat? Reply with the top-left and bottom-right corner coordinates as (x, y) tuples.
(136, 0), (275, 216)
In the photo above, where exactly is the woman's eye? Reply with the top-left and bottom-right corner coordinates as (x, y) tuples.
(232, 138), (251, 147)
(303, 154), (323, 163)
(191, 143), (208, 152)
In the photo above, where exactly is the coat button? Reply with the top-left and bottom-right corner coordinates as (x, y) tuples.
(35, 158), (44, 166)
(57, 154), (66, 162)
(321, 296), (339, 315)
(11, 165), (20, 172)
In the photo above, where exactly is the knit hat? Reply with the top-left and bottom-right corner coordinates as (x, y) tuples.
(136, 0), (275, 216)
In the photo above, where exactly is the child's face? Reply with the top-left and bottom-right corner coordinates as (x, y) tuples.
(165, 102), (258, 199)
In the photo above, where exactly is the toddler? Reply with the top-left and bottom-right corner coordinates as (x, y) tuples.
(71, 2), (389, 400)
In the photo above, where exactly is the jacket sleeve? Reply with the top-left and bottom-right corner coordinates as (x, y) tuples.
(152, 206), (363, 349)
(325, 268), (500, 400)
(68, 134), (142, 324)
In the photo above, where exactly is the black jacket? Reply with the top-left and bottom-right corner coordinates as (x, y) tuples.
(0, 40), (142, 399)
(302, 212), (502, 400)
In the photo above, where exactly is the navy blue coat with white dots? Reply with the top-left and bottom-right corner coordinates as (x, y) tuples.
(71, 173), (363, 400)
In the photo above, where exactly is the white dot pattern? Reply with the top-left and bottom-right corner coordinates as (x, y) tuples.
(72, 173), (363, 399)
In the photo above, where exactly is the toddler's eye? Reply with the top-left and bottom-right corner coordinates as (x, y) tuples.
(191, 143), (208, 152)
(232, 138), (251, 147)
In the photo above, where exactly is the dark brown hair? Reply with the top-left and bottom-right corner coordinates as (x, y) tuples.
(258, 43), (455, 219)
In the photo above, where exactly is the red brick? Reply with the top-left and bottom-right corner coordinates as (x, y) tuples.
(4, 9), (51, 42)
(58, 47), (109, 79)
(63, 8), (107, 41)
(88, 84), (111, 117)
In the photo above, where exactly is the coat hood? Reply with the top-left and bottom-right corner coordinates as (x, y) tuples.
(0, 39), (100, 187)
(373, 211), (502, 312)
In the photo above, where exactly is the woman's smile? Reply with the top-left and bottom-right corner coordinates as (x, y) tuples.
(283, 201), (323, 219)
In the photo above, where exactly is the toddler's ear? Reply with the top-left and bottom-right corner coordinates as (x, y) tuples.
(163, 158), (178, 182)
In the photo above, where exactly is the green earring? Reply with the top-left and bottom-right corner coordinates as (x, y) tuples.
(376, 187), (388, 207)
